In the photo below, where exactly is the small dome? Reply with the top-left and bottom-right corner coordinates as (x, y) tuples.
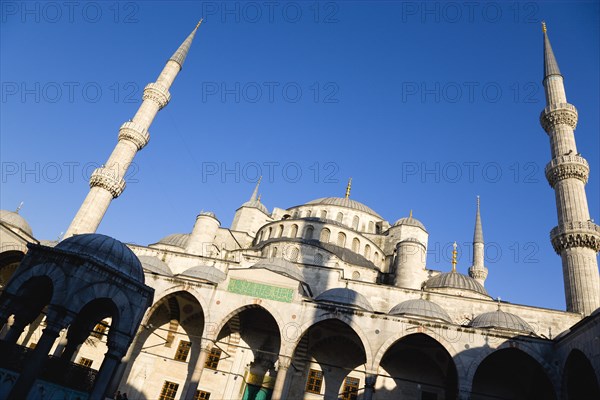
(153, 233), (190, 249)
(304, 197), (382, 218)
(469, 310), (534, 333)
(199, 211), (217, 218)
(0, 210), (33, 236)
(56, 234), (144, 282)
(180, 265), (226, 284)
(424, 271), (490, 297)
(251, 258), (304, 282)
(389, 298), (452, 323)
(138, 255), (172, 276)
(242, 200), (269, 215)
(393, 216), (426, 231)
(315, 287), (374, 312)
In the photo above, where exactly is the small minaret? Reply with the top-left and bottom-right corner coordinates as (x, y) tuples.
(469, 196), (488, 286)
(540, 23), (600, 315)
(64, 20), (203, 238)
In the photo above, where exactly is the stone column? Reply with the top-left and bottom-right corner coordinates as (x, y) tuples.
(271, 356), (291, 400)
(363, 373), (377, 400)
(3, 317), (26, 344)
(89, 336), (129, 400)
(182, 340), (213, 400)
(51, 329), (68, 357)
(7, 318), (64, 400)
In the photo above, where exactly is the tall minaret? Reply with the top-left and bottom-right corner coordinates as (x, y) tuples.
(540, 23), (600, 315)
(469, 196), (487, 286)
(64, 21), (203, 238)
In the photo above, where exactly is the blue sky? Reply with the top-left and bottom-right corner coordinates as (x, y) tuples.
(1, 1), (599, 312)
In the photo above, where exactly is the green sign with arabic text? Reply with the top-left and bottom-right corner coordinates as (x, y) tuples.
(228, 279), (294, 303)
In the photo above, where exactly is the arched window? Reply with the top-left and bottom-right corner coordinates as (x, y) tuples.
(277, 224), (284, 238)
(314, 253), (323, 264)
(374, 251), (379, 261)
(336, 212), (343, 223)
(352, 216), (359, 230)
(306, 210), (312, 217)
(364, 244), (371, 259)
(337, 232), (346, 247)
(288, 247), (299, 262)
(321, 210), (328, 219)
(293, 211), (299, 218)
(352, 238), (360, 252)
(368, 221), (374, 233)
(272, 247), (278, 258)
(304, 225), (314, 240)
(268, 227), (273, 238)
(290, 224), (299, 238)
(320, 228), (330, 243)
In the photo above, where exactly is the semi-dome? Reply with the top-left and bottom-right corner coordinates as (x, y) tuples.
(304, 197), (382, 219)
(251, 258), (304, 282)
(138, 255), (172, 276)
(392, 215), (426, 231)
(424, 271), (490, 297)
(315, 287), (374, 312)
(180, 265), (226, 284)
(241, 199), (269, 215)
(469, 309), (534, 333)
(0, 210), (33, 236)
(153, 233), (190, 249)
(389, 298), (452, 322)
(56, 233), (144, 282)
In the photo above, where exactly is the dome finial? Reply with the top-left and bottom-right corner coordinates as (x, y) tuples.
(409, 209), (413, 219)
(497, 296), (502, 310)
(257, 193), (262, 202)
(451, 241), (458, 272)
(541, 21), (547, 33)
(345, 177), (352, 199)
(15, 201), (24, 214)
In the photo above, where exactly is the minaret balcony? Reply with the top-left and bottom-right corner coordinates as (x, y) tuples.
(540, 103), (578, 133)
(89, 167), (127, 198)
(550, 221), (600, 253)
(143, 82), (171, 109)
(118, 121), (150, 150)
(545, 155), (589, 187)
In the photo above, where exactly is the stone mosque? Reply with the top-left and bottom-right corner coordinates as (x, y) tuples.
(0, 20), (599, 400)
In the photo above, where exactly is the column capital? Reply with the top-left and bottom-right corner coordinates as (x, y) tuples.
(277, 355), (292, 371)
(364, 373), (377, 388)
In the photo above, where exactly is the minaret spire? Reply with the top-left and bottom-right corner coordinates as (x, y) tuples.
(451, 242), (457, 272)
(469, 196), (488, 286)
(539, 24), (600, 315)
(250, 176), (262, 202)
(64, 21), (202, 238)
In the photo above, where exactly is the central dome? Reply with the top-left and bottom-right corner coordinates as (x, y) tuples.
(56, 233), (144, 282)
(424, 271), (490, 298)
(305, 197), (382, 218)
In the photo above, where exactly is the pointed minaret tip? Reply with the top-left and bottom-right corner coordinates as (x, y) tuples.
(15, 201), (24, 214)
(542, 21), (561, 79)
(474, 196), (484, 243)
(169, 18), (203, 69)
(250, 176), (262, 202)
(345, 177), (352, 199)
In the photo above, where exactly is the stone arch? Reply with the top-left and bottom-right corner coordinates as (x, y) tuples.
(337, 232), (347, 247)
(374, 332), (460, 399)
(4, 262), (67, 306)
(562, 348), (600, 400)
(290, 224), (299, 238)
(142, 285), (210, 328)
(209, 303), (285, 342)
(290, 314), (373, 367)
(470, 345), (557, 400)
(304, 225), (314, 240)
(352, 237), (360, 253)
(336, 212), (344, 223)
(320, 228), (330, 243)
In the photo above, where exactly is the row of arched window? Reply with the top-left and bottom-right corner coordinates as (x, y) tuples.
(289, 208), (378, 233)
(257, 223), (380, 263)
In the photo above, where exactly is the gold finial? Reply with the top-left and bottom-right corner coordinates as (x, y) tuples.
(409, 209), (413, 219)
(451, 241), (458, 271)
(345, 177), (352, 199)
(541, 21), (547, 34)
(196, 18), (204, 30)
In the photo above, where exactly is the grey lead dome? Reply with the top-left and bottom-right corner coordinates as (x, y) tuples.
(469, 310), (534, 333)
(0, 210), (33, 236)
(56, 233), (144, 282)
(306, 197), (382, 219)
(389, 298), (452, 323)
(315, 287), (374, 312)
(424, 270), (490, 297)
